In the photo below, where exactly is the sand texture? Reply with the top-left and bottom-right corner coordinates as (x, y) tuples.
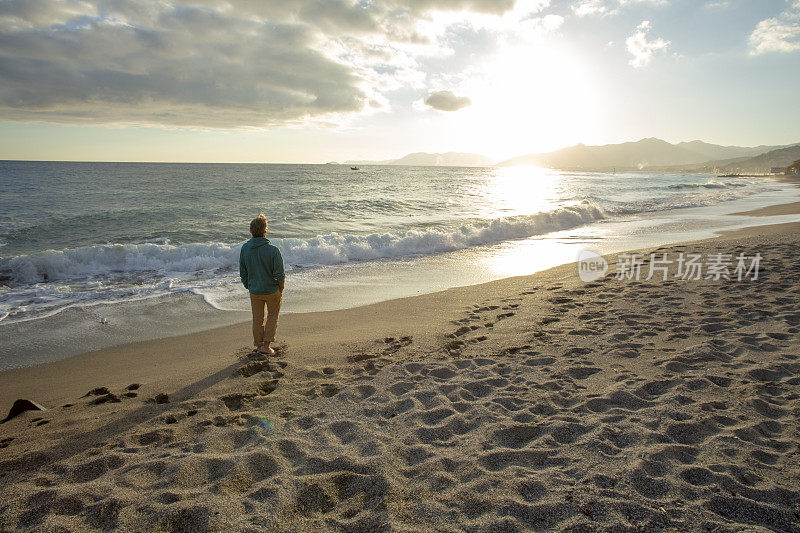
(1, 228), (799, 532)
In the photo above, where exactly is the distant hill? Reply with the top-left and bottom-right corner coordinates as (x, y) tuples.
(674, 140), (783, 162)
(343, 140), (799, 171)
(498, 138), (790, 171)
(665, 144), (800, 173)
(392, 152), (495, 166)
(714, 144), (800, 172)
(346, 152), (494, 167)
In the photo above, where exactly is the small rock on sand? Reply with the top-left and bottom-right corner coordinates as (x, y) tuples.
(2, 399), (46, 423)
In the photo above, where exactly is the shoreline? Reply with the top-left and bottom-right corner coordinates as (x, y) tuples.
(3, 178), (800, 371)
(2, 200), (800, 409)
(729, 200), (800, 217)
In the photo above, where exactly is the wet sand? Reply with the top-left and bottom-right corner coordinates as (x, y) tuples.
(729, 200), (800, 217)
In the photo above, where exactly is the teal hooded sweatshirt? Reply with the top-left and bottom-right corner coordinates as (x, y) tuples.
(239, 237), (285, 295)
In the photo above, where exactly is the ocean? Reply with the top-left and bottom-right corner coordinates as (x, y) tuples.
(2, 161), (799, 369)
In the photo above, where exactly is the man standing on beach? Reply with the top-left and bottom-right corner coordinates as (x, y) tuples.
(240, 212), (285, 355)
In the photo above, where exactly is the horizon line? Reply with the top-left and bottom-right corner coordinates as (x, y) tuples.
(2, 137), (799, 166)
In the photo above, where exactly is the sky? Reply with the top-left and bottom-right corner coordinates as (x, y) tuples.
(0, 0), (799, 163)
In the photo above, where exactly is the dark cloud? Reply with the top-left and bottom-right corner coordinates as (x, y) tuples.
(403, 0), (517, 15)
(0, 0), (518, 127)
(425, 90), (471, 111)
(298, 0), (380, 34)
(0, 1), (369, 126)
(0, 0), (97, 28)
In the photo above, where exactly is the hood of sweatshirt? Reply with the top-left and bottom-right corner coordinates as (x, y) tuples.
(248, 237), (271, 248)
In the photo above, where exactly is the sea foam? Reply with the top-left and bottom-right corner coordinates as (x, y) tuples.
(3, 203), (605, 284)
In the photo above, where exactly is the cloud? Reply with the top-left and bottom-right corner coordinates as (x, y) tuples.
(625, 20), (670, 67)
(749, 1), (800, 55)
(540, 14), (566, 31)
(0, 0), (536, 128)
(571, 0), (668, 17)
(402, 0), (518, 15)
(572, 0), (613, 17)
(618, 0), (669, 5)
(0, 0), (98, 29)
(0, 1), (376, 127)
(424, 90), (472, 111)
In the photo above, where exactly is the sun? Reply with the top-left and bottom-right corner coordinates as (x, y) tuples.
(449, 44), (600, 160)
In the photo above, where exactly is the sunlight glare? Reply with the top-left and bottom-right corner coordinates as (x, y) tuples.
(452, 45), (600, 160)
(479, 166), (561, 218)
(481, 238), (581, 279)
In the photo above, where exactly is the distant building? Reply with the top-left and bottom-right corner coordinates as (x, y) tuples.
(771, 167), (786, 174)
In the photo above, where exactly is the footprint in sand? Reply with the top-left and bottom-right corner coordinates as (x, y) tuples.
(320, 384), (340, 397)
(382, 336), (412, 355)
(445, 339), (465, 356)
(220, 393), (255, 411)
(257, 380), (279, 396)
(90, 393), (122, 405)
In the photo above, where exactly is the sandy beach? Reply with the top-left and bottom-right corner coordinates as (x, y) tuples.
(1, 206), (800, 531)
(3, 0), (800, 529)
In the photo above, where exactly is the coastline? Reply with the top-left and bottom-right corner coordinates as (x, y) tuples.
(729, 200), (800, 217)
(4, 178), (800, 373)
(1, 203), (799, 531)
(2, 200), (800, 409)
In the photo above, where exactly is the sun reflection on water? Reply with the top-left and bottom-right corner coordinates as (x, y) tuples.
(480, 225), (615, 280)
(479, 166), (563, 219)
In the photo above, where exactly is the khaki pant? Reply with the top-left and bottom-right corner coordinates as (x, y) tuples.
(250, 291), (282, 347)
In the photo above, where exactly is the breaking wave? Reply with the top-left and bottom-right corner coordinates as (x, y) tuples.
(667, 179), (748, 190)
(2, 203), (605, 285)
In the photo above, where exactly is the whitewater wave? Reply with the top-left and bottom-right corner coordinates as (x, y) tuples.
(602, 182), (769, 216)
(667, 179), (748, 191)
(2, 203), (605, 285)
(3, 242), (238, 285)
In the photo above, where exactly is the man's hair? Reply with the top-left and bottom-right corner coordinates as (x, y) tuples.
(250, 212), (267, 237)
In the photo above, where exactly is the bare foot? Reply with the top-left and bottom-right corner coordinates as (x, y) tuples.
(258, 344), (275, 355)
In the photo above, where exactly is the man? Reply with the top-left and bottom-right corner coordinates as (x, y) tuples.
(239, 212), (285, 355)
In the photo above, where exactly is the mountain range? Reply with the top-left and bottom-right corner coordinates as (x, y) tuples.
(684, 144), (800, 173)
(496, 138), (793, 170)
(345, 139), (800, 172)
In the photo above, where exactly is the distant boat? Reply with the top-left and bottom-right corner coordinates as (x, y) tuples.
(350, 166), (360, 170)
